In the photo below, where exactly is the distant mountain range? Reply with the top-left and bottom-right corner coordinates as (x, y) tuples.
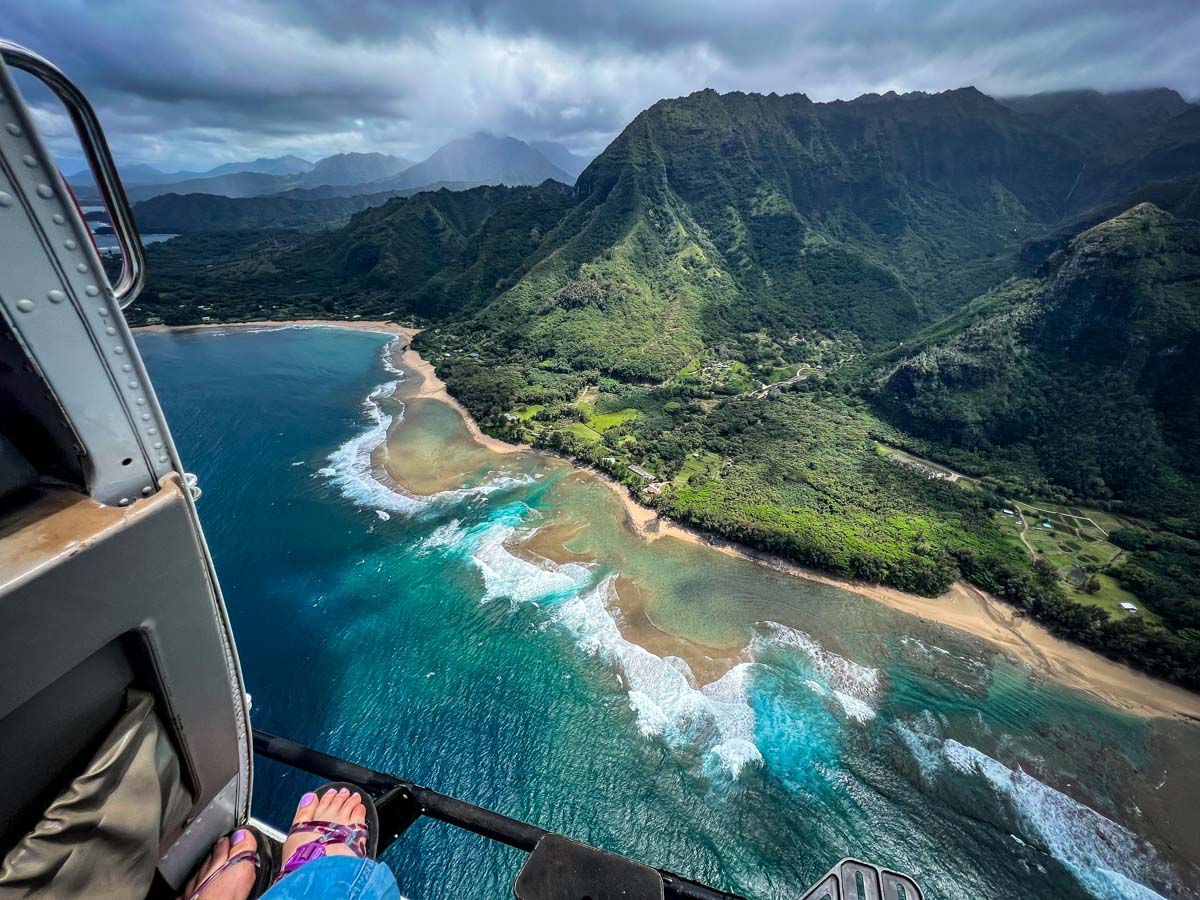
(70, 137), (590, 211)
(385, 133), (572, 190)
(204, 154), (315, 177)
(529, 141), (591, 178)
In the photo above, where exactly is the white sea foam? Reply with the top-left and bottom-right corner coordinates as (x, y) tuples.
(323, 377), (431, 515)
(380, 335), (403, 375)
(438, 515), (767, 779)
(375, 510), (391, 521)
(755, 622), (881, 722)
(474, 522), (591, 605)
(321, 338), (533, 515)
(435, 515), (889, 778)
(944, 740), (1167, 900)
(553, 577), (764, 778)
(896, 721), (1168, 900)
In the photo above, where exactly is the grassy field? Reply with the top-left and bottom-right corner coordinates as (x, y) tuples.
(992, 504), (1161, 625)
(562, 422), (603, 443)
(1067, 574), (1158, 625)
(676, 451), (722, 484)
(875, 442), (969, 481)
(875, 442), (1162, 625)
(552, 405), (640, 446)
(589, 408), (640, 431)
(763, 364), (798, 383)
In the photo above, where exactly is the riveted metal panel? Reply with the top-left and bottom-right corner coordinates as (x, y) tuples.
(0, 55), (170, 506)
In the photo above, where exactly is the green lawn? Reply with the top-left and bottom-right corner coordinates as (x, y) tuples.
(515, 404), (544, 421)
(676, 451), (722, 484)
(1067, 575), (1161, 626)
(562, 423), (603, 443)
(994, 507), (1156, 622)
(589, 408), (640, 432)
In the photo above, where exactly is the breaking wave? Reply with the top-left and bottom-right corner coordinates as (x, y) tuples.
(896, 720), (1168, 900)
(321, 337), (531, 514)
(754, 622), (881, 723)
(418, 509), (886, 781)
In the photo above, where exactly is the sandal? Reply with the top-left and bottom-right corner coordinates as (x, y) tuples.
(187, 825), (279, 899)
(277, 782), (379, 881)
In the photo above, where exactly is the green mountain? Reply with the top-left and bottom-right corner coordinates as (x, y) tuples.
(135, 183), (575, 321)
(443, 87), (1196, 382)
(129, 184), (484, 232)
(130, 190), (398, 232)
(874, 203), (1200, 526)
(998, 88), (1192, 158)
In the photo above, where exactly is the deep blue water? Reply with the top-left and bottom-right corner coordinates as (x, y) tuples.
(136, 327), (1197, 900)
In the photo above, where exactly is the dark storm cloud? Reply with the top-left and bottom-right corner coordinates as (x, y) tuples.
(5, 1), (1198, 172)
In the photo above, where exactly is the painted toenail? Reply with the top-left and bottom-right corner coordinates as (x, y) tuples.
(338, 788), (349, 795)
(233, 829), (247, 844)
(300, 792), (316, 808)
(323, 789), (337, 798)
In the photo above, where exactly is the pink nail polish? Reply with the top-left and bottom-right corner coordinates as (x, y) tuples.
(233, 829), (247, 844)
(299, 792), (316, 807)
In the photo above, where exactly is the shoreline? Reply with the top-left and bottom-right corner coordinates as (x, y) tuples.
(392, 344), (525, 456)
(587, 457), (1200, 721)
(141, 320), (1200, 720)
(393, 347), (1200, 721)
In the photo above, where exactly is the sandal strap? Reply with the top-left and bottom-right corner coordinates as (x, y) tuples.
(285, 819), (370, 845)
(279, 820), (370, 878)
(188, 850), (260, 899)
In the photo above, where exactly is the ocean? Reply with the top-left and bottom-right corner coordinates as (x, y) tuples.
(136, 326), (1198, 900)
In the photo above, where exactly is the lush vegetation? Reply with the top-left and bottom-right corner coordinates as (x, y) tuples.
(873, 204), (1200, 533)
(134, 86), (1200, 688)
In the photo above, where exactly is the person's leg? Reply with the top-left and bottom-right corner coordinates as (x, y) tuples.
(178, 829), (260, 900)
(262, 786), (400, 900)
(260, 856), (400, 900)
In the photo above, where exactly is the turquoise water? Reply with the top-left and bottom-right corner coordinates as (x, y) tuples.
(136, 327), (1198, 900)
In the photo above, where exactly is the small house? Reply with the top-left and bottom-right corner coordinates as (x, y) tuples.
(1042, 522), (1053, 530)
(1002, 509), (1014, 516)
(628, 464), (657, 480)
(1120, 602), (1139, 613)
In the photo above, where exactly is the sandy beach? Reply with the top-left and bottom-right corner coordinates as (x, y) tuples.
(592, 466), (1200, 720)
(392, 343), (524, 456)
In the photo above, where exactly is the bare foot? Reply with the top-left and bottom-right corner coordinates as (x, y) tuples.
(280, 787), (367, 870)
(179, 829), (257, 900)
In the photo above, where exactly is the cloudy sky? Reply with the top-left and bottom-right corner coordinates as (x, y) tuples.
(6, 0), (1199, 173)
